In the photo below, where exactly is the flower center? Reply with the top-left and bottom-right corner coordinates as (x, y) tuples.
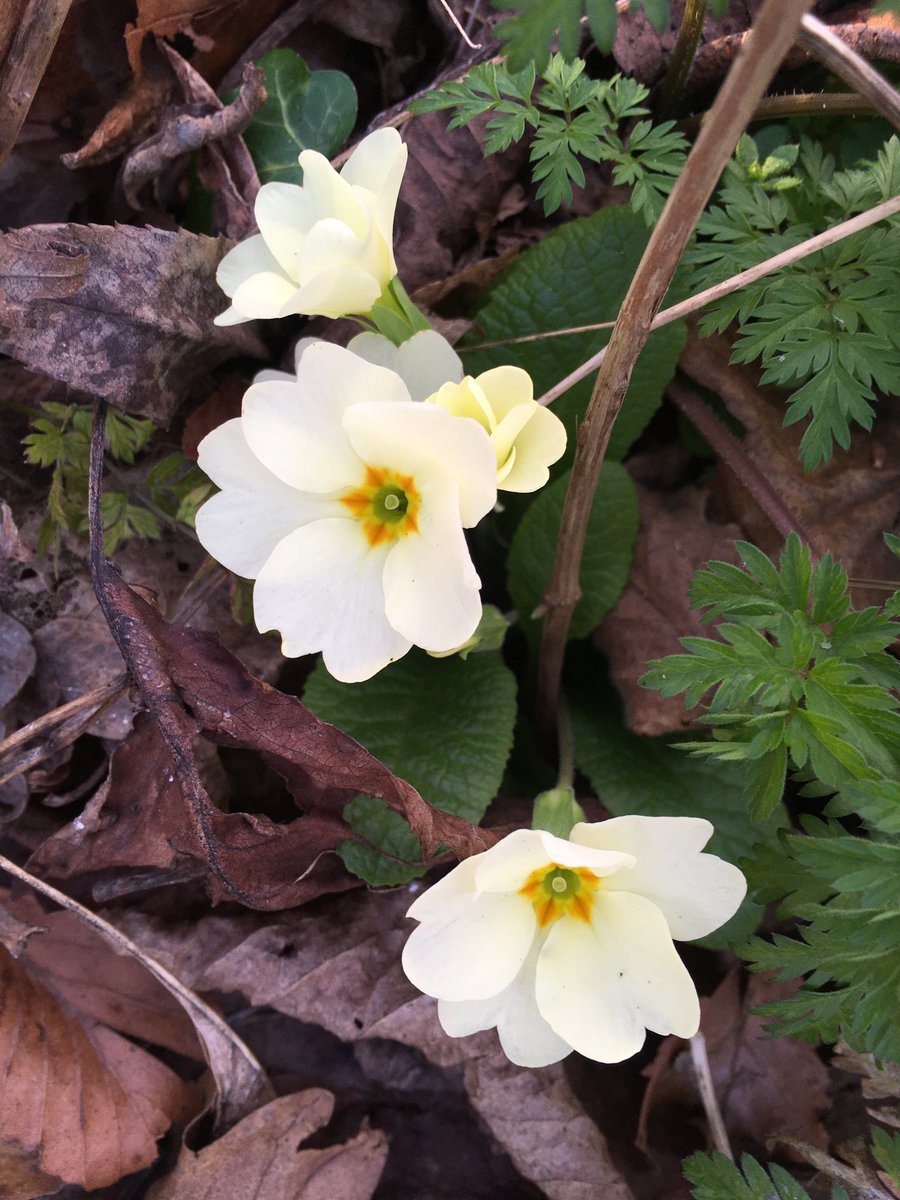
(341, 466), (421, 547)
(519, 864), (600, 928)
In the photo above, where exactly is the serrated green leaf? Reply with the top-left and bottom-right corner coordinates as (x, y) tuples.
(304, 650), (517, 824)
(460, 205), (686, 470)
(337, 796), (425, 887)
(684, 1151), (836, 1200)
(240, 49), (357, 184)
(507, 463), (637, 647)
(872, 1127), (900, 1187)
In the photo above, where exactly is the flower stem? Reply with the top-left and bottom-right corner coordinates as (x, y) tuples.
(533, 0), (816, 746)
(655, 0), (708, 116)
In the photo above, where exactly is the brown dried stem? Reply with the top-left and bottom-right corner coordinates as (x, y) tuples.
(533, 0), (816, 745)
(0, 0), (73, 173)
(798, 13), (900, 131)
(534, 193), (900, 405)
(665, 377), (821, 553)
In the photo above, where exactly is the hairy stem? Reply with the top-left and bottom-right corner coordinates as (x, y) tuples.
(798, 13), (900, 131)
(655, 0), (708, 116)
(533, 0), (816, 745)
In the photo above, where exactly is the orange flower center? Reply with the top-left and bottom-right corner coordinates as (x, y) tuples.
(519, 864), (600, 928)
(341, 465), (421, 547)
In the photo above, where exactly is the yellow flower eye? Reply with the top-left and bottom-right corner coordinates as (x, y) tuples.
(519, 864), (600, 927)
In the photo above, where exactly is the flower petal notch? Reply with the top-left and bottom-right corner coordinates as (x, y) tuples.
(195, 343), (498, 683)
(214, 128), (408, 325)
(427, 365), (567, 492)
(402, 818), (747, 1067)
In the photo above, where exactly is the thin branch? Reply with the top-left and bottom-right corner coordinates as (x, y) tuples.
(219, 0), (328, 93)
(665, 378), (821, 553)
(0, 0), (73, 173)
(535, 194), (900, 407)
(798, 14), (900, 131)
(435, 0), (482, 50)
(690, 1033), (734, 1160)
(655, 0), (708, 116)
(534, 0), (816, 744)
(0, 851), (273, 1129)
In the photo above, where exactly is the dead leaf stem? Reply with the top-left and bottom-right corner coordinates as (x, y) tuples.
(665, 378), (822, 555)
(0, 0), (73, 173)
(798, 14), (900, 131)
(534, 0), (816, 745)
(0, 851), (274, 1128)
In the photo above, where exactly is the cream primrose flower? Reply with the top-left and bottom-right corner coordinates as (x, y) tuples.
(427, 366), (567, 492)
(255, 329), (465, 403)
(194, 343), (497, 682)
(214, 128), (407, 326)
(402, 817), (747, 1067)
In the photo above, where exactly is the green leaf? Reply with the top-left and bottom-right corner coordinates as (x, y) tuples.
(337, 796), (425, 887)
(872, 1127), (900, 1188)
(491, 0), (671, 65)
(240, 49), (357, 184)
(684, 1152), (841, 1200)
(507, 463), (638, 646)
(304, 650), (517, 824)
(460, 205), (686, 470)
(568, 665), (785, 947)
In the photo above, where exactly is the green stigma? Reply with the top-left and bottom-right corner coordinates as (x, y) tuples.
(372, 484), (409, 525)
(541, 867), (581, 899)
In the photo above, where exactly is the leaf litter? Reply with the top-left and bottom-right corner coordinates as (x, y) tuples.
(1, 0), (897, 1197)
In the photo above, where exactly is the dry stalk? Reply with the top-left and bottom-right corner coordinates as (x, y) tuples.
(534, 0), (817, 745)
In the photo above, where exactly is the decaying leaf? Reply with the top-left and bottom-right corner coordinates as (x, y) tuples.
(147, 1090), (388, 1200)
(0, 940), (194, 1193)
(0, 223), (264, 424)
(595, 467), (743, 737)
(34, 571), (494, 909)
(112, 889), (636, 1200)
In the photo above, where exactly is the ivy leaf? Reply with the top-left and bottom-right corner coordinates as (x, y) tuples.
(304, 651), (517, 884)
(240, 49), (357, 184)
(460, 205), (686, 473)
(507, 463), (638, 646)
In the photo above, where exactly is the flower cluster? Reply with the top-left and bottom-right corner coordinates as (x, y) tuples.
(197, 129), (566, 681)
(402, 817), (746, 1066)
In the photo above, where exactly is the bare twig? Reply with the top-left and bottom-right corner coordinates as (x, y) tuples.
(0, 687), (124, 787)
(0, 0), (73, 173)
(436, 0), (482, 49)
(690, 1033), (734, 1160)
(122, 63), (266, 209)
(534, 194), (900, 406)
(0, 851), (273, 1128)
(798, 14), (900, 130)
(533, 0), (816, 744)
(0, 676), (127, 769)
(666, 378), (821, 553)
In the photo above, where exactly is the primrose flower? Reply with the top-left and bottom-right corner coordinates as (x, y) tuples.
(194, 343), (497, 682)
(257, 330), (464, 404)
(427, 366), (567, 492)
(214, 128), (407, 325)
(402, 817), (746, 1067)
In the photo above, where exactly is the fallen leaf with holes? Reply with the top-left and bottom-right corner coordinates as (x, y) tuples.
(0, 938), (196, 1194)
(112, 890), (636, 1200)
(147, 1090), (387, 1200)
(0, 223), (264, 424)
(638, 970), (829, 1155)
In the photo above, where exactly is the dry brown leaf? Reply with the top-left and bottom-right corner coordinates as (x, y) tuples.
(32, 616), (133, 739)
(0, 902), (44, 958)
(115, 890), (636, 1200)
(0, 940), (193, 1193)
(0, 612), (34, 710)
(638, 970), (829, 1155)
(594, 468), (743, 736)
(148, 1090), (388, 1200)
(0, 222), (264, 425)
(680, 328), (900, 606)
